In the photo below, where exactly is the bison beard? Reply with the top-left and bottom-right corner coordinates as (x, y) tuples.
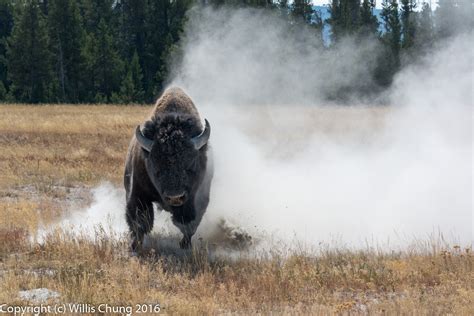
(124, 87), (212, 253)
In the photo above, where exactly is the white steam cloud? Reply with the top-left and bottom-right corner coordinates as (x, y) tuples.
(47, 8), (472, 251)
(173, 8), (473, 248)
(170, 8), (381, 105)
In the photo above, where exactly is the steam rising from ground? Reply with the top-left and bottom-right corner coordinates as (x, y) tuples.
(176, 8), (472, 248)
(171, 8), (381, 105)
(46, 8), (472, 251)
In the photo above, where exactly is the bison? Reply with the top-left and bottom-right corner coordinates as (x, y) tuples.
(124, 87), (213, 252)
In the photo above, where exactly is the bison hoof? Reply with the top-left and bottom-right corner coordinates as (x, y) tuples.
(130, 238), (143, 255)
(179, 237), (191, 249)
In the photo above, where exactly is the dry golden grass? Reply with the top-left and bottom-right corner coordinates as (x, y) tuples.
(0, 104), (472, 315)
(0, 104), (149, 189)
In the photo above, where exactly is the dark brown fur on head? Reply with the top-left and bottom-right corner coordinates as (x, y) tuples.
(141, 114), (208, 202)
(143, 114), (203, 151)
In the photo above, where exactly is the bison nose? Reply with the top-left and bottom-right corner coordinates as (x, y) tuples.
(164, 191), (187, 206)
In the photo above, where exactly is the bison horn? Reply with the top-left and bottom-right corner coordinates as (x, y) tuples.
(192, 119), (211, 150)
(135, 125), (153, 152)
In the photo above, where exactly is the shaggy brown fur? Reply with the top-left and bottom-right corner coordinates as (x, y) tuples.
(150, 87), (201, 121)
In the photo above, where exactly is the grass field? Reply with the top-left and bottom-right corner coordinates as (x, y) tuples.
(0, 104), (472, 315)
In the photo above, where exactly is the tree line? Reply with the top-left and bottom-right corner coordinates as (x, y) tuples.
(0, 0), (471, 104)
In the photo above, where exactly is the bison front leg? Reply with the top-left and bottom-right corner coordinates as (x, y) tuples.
(126, 197), (154, 254)
(174, 217), (201, 250)
(178, 224), (196, 249)
(179, 234), (192, 249)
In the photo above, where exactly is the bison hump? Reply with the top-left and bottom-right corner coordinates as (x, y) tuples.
(152, 87), (201, 120)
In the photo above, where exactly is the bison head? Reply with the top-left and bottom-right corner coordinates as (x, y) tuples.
(135, 115), (210, 207)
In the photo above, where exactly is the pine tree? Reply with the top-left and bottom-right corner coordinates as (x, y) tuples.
(381, 0), (401, 62)
(414, 2), (434, 52)
(374, 0), (401, 87)
(144, 0), (192, 100)
(328, 0), (342, 41)
(129, 51), (144, 100)
(228, 0), (274, 7)
(48, 0), (86, 102)
(80, 0), (115, 34)
(7, 0), (54, 103)
(291, 0), (315, 25)
(328, 0), (362, 43)
(78, 0), (124, 102)
(84, 19), (123, 102)
(359, 0), (378, 38)
(400, 0), (416, 49)
(143, 0), (171, 99)
(115, 50), (144, 104)
(0, 80), (5, 100)
(115, 0), (147, 60)
(0, 0), (13, 98)
(289, 0), (323, 46)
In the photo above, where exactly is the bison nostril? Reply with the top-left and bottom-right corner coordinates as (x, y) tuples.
(164, 192), (187, 205)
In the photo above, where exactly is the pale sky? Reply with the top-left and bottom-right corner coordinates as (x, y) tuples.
(312, 0), (385, 9)
(312, 0), (330, 6)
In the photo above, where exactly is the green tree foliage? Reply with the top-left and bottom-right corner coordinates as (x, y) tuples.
(84, 19), (123, 102)
(115, 0), (147, 60)
(210, 0), (273, 7)
(0, 0), (13, 97)
(0, 0), (469, 104)
(291, 0), (315, 25)
(289, 0), (323, 46)
(0, 80), (5, 99)
(375, 0), (401, 86)
(414, 2), (434, 52)
(400, 0), (416, 49)
(381, 0), (401, 58)
(80, 0), (116, 34)
(329, 0), (361, 41)
(142, 0), (192, 100)
(232, 0), (274, 7)
(113, 50), (144, 104)
(7, 0), (54, 103)
(48, 0), (86, 102)
(359, 0), (378, 38)
(329, 0), (378, 42)
(248, 0), (274, 7)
